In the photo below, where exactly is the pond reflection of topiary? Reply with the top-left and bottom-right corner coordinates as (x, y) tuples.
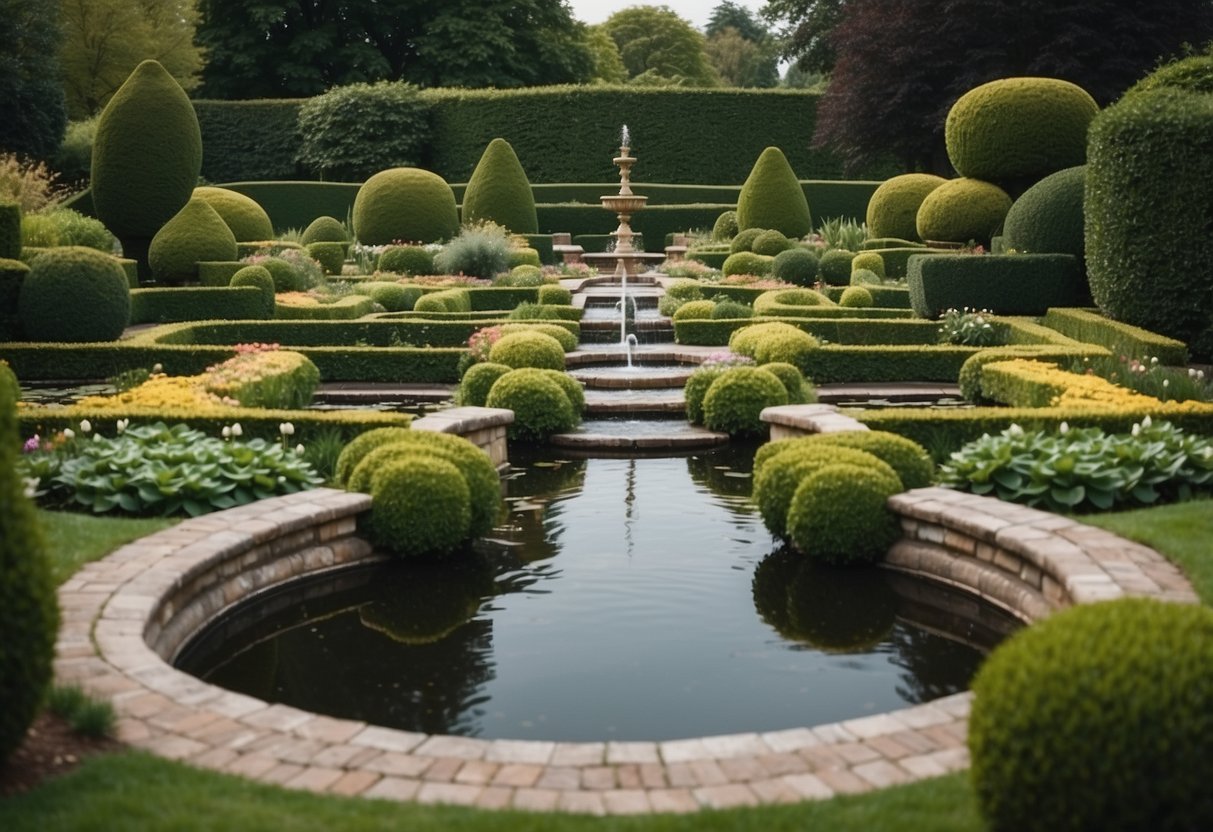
(359, 557), (496, 645)
(970, 598), (1213, 832)
(752, 549), (897, 653)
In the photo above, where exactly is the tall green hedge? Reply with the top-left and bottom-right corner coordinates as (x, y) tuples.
(194, 100), (305, 182)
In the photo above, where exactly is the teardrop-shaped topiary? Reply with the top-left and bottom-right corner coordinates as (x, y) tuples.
(91, 60), (202, 280)
(865, 174), (948, 241)
(192, 187), (274, 242)
(736, 147), (812, 238)
(353, 168), (459, 246)
(300, 216), (349, 246)
(148, 198), (239, 285)
(461, 138), (538, 234)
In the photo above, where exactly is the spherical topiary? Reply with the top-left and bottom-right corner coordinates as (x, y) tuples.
(488, 330), (566, 370)
(369, 456), (471, 557)
(702, 366), (788, 436)
(759, 361), (815, 404)
(1002, 165), (1085, 259)
(91, 60), (202, 278)
(300, 215), (349, 246)
(722, 251), (773, 277)
(786, 463), (903, 564)
(850, 251), (885, 280)
(485, 367), (578, 440)
(539, 369), (585, 416)
(839, 286), (873, 308)
(802, 430), (934, 489)
(228, 265), (276, 318)
(352, 167), (459, 245)
(148, 197), (239, 285)
(849, 268), (880, 286)
(458, 361), (513, 407)
(1125, 49), (1213, 97)
(711, 299), (753, 320)
(334, 427), (415, 486)
(461, 138), (538, 234)
(538, 284), (571, 305)
(257, 256), (306, 293)
(360, 281), (419, 312)
(945, 77), (1099, 186)
(0, 202), (20, 260)
(0, 362), (59, 763)
(192, 186), (273, 242)
(505, 264), (543, 287)
(751, 229), (794, 256)
(729, 227), (765, 253)
(306, 242), (346, 275)
(377, 244), (434, 276)
(712, 210), (739, 241)
(672, 299), (716, 321)
(684, 366), (723, 425)
(771, 247), (819, 286)
(818, 248), (856, 285)
(865, 174), (948, 241)
(19, 246), (130, 341)
(969, 598), (1213, 832)
(753, 444), (894, 538)
(729, 321), (820, 367)
(507, 247), (542, 269)
(737, 147), (812, 238)
(915, 178), (1012, 245)
(498, 322), (577, 352)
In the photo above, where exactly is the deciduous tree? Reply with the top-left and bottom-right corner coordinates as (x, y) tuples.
(0, 0), (68, 158)
(602, 6), (719, 87)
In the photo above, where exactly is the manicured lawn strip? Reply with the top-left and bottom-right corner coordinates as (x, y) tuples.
(0, 751), (982, 832)
(36, 509), (175, 586)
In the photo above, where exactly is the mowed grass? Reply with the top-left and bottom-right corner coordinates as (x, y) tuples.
(36, 508), (175, 585)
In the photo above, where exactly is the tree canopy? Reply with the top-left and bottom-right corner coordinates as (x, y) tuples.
(602, 5), (720, 87)
(761, 0), (846, 74)
(706, 3), (779, 88)
(0, 0), (67, 159)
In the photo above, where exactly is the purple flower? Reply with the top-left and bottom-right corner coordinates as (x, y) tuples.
(22, 434), (40, 454)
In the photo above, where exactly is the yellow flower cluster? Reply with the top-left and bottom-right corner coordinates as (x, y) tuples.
(990, 359), (1160, 410)
(76, 375), (237, 414)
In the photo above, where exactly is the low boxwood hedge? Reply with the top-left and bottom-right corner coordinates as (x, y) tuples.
(1041, 307), (1188, 365)
(130, 287), (267, 324)
(907, 253), (1089, 318)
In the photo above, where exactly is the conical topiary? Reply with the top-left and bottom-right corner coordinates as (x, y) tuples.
(192, 187), (274, 242)
(91, 60), (202, 281)
(461, 138), (538, 234)
(736, 147), (812, 238)
(0, 361), (59, 763)
(148, 198), (239, 285)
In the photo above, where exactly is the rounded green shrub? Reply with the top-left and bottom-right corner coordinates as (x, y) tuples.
(786, 463), (903, 564)
(711, 299), (753, 320)
(683, 366), (724, 425)
(504, 264), (544, 286)
(1002, 165), (1085, 259)
(148, 197), (238, 285)
(702, 366), (788, 436)
(970, 598), (1213, 832)
(488, 330), (566, 370)
(458, 361), (513, 407)
(498, 323), (577, 352)
(369, 456), (471, 557)
(666, 279), (705, 301)
(485, 367), (578, 440)
(334, 427), (414, 486)
(461, 138), (538, 234)
(850, 251), (885, 280)
(19, 246), (130, 341)
(360, 281), (419, 312)
(0, 202), (20, 260)
(508, 248), (542, 270)
(804, 430), (934, 489)
(257, 256), (306, 293)
(300, 215), (348, 246)
(539, 369), (585, 416)
(352, 167), (459, 245)
(377, 244), (434, 276)
(672, 299), (716, 320)
(712, 210), (739, 241)
(759, 361), (815, 404)
(751, 229), (794, 256)
(729, 321), (820, 366)
(306, 242), (346, 275)
(945, 77), (1099, 185)
(537, 284), (571, 305)
(228, 265), (276, 318)
(722, 251), (773, 277)
(849, 268), (880, 286)
(0, 363), (58, 763)
(818, 248), (856, 285)
(1126, 49), (1213, 97)
(729, 227), (765, 253)
(771, 247), (820, 286)
(752, 288), (834, 316)
(916, 178), (1012, 245)
(192, 186), (273, 242)
(865, 174), (948, 241)
(737, 147), (812, 238)
(839, 286), (873, 307)
(753, 444), (893, 538)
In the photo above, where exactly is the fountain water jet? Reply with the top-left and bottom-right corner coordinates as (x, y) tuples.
(600, 125), (649, 346)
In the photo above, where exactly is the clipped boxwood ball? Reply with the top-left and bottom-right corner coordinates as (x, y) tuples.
(488, 330), (566, 370)
(702, 366), (788, 437)
(729, 227), (765, 253)
(505, 264), (543, 286)
(507, 247), (542, 269)
(970, 598), (1213, 832)
(771, 247), (819, 286)
(839, 286), (873, 307)
(19, 246), (130, 341)
(498, 322), (577, 352)
(369, 456), (471, 557)
(334, 427), (414, 486)
(353, 167), (459, 245)
(818, 249), (856, 285)
(759, 361), (815, 404)
(538, 368), (585, 415)
(712, 210), (739, 241)
(805, 430), (934, 489)
(458, 361), (513, 407)
(228, 265), (276, 318)
(1002, 165), (1085, 258)
(256, 256), (305, 293)
(306, 242), (346, 275)
(378, 244), (434, 276)
(300, 215), (348, 246)
(753, 444), (894, 539)
(673, 299), (716, 321)
(916, 178), (1012, 245)
(849, 268), (880, 286)
(850, 251), (885, 279)
(485, 367), (578, 440)
(192, 186), (273, 242)
(537, 284), (571, 305)
(737, 147), (812, 238)
(683, 366), (723, 425)
(866, 174), (948, 241)
(945, 77), (1098, 184)
(360, 281), (419, 312)
(149, 197), (239, 285)
(751, 229), (794, 256)
(786, 463), (903, 563)
(722, 251), (773, 277)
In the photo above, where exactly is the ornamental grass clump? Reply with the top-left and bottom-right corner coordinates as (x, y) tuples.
(433, 221), (511, 279)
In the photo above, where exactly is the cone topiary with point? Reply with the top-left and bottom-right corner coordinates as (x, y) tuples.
(148, 197), (239, 285)
(737, 147), (812, 238)
(461, 138), (538, 234)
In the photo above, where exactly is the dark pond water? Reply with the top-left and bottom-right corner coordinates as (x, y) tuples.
(176, 443), (1019, 742)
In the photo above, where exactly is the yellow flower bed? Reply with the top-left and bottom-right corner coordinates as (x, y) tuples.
(76, 375), (237, 414)
(981, 358), (1161, 410)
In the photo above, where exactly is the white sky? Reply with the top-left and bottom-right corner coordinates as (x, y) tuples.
(567, 0), (767, 31)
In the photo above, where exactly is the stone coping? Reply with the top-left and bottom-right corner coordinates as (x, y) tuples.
(55, 486), (1196, 814)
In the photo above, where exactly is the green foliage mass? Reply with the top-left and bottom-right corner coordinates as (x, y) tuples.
(306, 242), (345, 275)
(358, 282), (420, 312)
(729, 227), (765, 253)
(751, 229), (793, 256)
(377, 245), (434, 276)
(711, 210), (739, 240)
(369, 456), (471, 557)
(485, 367), (579, 440)
(915, 178), (1011, 245)
(865, 174), (947, 241)
(786, 463), (903, 564)
(970, 598), (1213, 832)
(488, 330), (566, 370)
(19, 247), (130, 342)
(457, 362), (513, 407)
(729, 320), (821, 367)
(1125, 47), (1213, 97)
(702, 366), (788, 436)
(818, 248), (855, 285)
(334, 427), (413, 486)
(0, 258), (30, 340)
(299, 216), (348, 246)
(737, 147), (812, 237)
(0, 203), (20, 260)
(602, 6), (719, 86)
(433, 222), (510, 279)
(758, 361), (815, 404)
(228, 266), (275, 318)
(850, 251), (884, 279)
(0, 0), (67, 159)
(296, 82), (429, 181)
(771, 247), (820, 286)
(838, 286), (873, 307)
(753, 444), (894, 539)
(149, 198), (239, 285)
(1002, 165), (1085, 258)
(722, 251), (772, 277)
(192, 187), (273, 243)
(537, 284), (571, 305)
(352, 168), (459, 246)
(461, 138), (538, 234)
(752, 289), (834, 317)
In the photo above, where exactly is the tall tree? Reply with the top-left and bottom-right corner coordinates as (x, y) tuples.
(813, 0), (1213, 174)
(0, 0), (68, 158)
(707, 2), (768, 41)
(585, 25), (629, 84)
(59, 0), (205, 119)
(706, 27), (779, 88)
(602, 5), (720, 87)
(196, 0), (594, 98)
(761, 0), (847, 74)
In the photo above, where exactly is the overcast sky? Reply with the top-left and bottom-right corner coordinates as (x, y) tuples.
(566, 0), (768, 30)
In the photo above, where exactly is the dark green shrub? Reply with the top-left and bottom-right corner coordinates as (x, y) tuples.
(759, 361), (815, 404)
(334, 426), (414, 486)
(915, 178), (1012, 245)
(244, 254), (316, 294)
(737, 147), (812, 238)
(461, 138), (538, 234)
(753, 444), (892, 538)
(945, 77), (1098, 186)
(296, 81), (429, 181)
(300, 216), (349, 246)
(711, 299), (753, 320)
(722, 251), (773, 277)
(712, 210), (739, 241)
(369, 456), (471, 557)
(970, 598), (1213, 832)
(458, 361), (513, 407)
(865, 174), (947, 241)
(433, 222), (510, 279)
(0, 362), (58, 763)
(0, 202), (19, 260)
(307, 242), (346, 275)
(192, 186), (273, 242)
(771, 247), (819, 286)
(907, 253), (1085, 318)
(488, 330), (566, 370)
(729, 227), (765, 253)
(352, 167), (459, 245)
(786, 463), (903, 564)
(485, 367), (578, 440)
(818, 248), (855, 285)
(148, 198), (239, 285)
(537, 284), (571, 305)
(19, 247), (130, 341)
(0, 258), (30, 340)
(1002, 165), (1085, 259)
(378, 244), (434, 276)
(53, 117), (97, 184)
(359, 281), (419, 312)
(228, 265), (276, 318)
(752, 229), (794, 256)
(839, 286), (873, 307)
(702, 366), (788, 436)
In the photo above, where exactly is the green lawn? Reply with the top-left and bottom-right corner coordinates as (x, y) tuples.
(36, 509), (175, 586)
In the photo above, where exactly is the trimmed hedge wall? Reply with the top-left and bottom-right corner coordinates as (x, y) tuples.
(194, 100), (305, 182)
(1041, 308), (1189, 365)
(821, 284), (911, 308)
(137, 319), (578, 349)
(130, 287), (267, 324)
(907, 254), (1089, 319)
(221, 182), (361, 233)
